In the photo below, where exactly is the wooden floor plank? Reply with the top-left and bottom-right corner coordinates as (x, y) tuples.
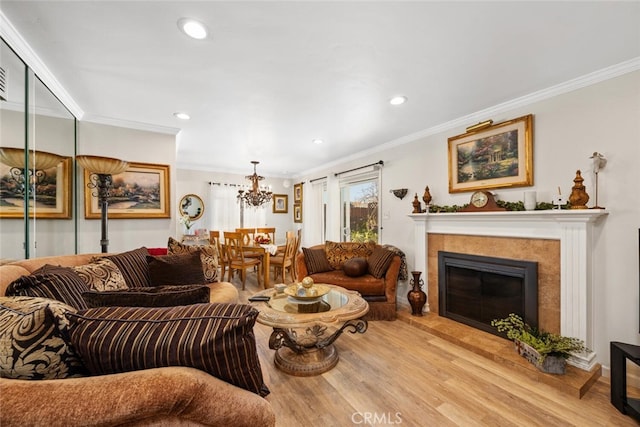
(232, 275), (638, 426)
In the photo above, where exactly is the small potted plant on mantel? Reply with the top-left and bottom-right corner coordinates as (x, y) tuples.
(491, 313), (587, 375)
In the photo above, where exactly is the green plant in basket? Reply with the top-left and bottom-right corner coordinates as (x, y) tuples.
(490, 313), (587, 365)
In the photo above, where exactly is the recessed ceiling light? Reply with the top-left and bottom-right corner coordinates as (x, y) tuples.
(312, 139), (324, 145)
(177, 18), (208, 40)
(389, 96), (407, 106)
(173, 112), (190, 120)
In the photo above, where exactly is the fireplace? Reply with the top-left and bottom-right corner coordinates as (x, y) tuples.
(438, 251), (538, 337)
(408, 209), (607, 371)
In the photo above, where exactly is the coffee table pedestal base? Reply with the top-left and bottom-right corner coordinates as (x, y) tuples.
(268, 319), (367, 376)
(274, 345), (338, 376)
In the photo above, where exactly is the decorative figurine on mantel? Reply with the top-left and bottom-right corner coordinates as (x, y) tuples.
(422, 186), (432, 207)
(412, 193), (422, 213)
(568, 170), (589, 209)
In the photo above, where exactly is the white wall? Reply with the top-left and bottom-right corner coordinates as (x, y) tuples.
(176, 168), (296, 243)
(77, 122), (177, 253)
(294, 71), (640, 369)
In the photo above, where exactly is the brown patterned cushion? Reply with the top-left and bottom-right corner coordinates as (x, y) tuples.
(72, 259), (128, 291)
(343, 257), (368, 277)
(5, 265), (90, 310)
(367, 246), (396, 279)
(99, 247), (150, 288)
(66, 304), (269, 396)
(147, 252), (205, 286)
(324, 240), (376, 270)
(0, 296), (87, 379)
(302, 247), (333, 274)
(81, 285), (210, 308)
(167, 237), (218, 283)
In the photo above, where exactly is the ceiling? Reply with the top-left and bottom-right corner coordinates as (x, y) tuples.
(1, 1), (639, 177)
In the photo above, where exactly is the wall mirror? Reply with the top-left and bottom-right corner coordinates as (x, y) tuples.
(179, 194), (204, 220)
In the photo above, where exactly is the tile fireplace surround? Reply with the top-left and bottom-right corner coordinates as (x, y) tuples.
(408, 209), (607, 371)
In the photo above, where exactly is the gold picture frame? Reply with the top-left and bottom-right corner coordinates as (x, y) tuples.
(0, 156), (72, 219)
(448, 114), (533, 193)
(293, 203), (303, 223)
(272, 194), (288, 214)
(84, 161), (170, 219)
(293, 182), (303, 203)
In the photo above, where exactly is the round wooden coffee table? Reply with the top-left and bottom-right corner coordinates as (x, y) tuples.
(250, 284), (369, 376)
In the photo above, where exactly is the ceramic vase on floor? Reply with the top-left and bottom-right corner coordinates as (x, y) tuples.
(408, 271), (427, 316)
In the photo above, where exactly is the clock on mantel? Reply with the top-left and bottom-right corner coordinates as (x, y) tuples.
(459, 191), (506, 212)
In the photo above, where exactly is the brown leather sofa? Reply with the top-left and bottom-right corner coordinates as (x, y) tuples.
(295, 243), (401, 320)
(0, 252), (275, 427)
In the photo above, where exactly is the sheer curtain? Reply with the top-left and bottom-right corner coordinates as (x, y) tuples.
(243, 205), (267, 229)
(305, 180), (326, 247)
(208, 184), (240, 232)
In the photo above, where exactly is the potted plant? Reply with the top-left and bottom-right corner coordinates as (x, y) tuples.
(490, 313), (587, 374)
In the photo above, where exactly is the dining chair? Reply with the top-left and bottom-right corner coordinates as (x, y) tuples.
(292, 228), (302, 281)
(270, 233), (297, 284)
(224, 231), (262, 290)
(235, 228), (256, 246)
(209, 230), (227, 282)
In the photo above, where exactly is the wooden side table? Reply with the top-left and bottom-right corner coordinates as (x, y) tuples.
(611, 341), (640, 421)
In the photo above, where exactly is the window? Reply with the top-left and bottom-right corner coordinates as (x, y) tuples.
(339, 170), (379, 243)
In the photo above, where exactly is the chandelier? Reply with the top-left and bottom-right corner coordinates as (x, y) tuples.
(237, 161), (273, 208)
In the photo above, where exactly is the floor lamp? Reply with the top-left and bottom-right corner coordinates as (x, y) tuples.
(0, 147), (63, 195)
(76, 155), (129, 253)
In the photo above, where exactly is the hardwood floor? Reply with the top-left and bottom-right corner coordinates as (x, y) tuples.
(233, 274), (637, 426)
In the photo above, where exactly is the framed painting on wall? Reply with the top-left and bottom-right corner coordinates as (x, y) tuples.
(83, 161), (170, 219)
(293, 203), (302, 223)
(272, 194), (288, 214)
(293, 182), (303, 203)
(448, 114), (533, 193)
(0, 156), (72, 219)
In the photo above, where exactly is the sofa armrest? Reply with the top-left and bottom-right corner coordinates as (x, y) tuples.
(295, 251), (309, 279)
(1, 366), (275, 427)
(383, 255), (402, 304)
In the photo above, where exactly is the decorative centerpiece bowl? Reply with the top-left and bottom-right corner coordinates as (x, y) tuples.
(284, 283), (330, 301)
(254, 234), (271, 244)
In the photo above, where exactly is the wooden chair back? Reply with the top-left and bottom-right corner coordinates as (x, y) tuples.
(256, 227), (276, 243)
(235, 228), (255, 246)
(224, 231), (246, 262)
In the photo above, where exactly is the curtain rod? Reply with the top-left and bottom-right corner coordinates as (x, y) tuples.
(334, 160), (384, 177)
(209, 181), (242, 187)
(309, 176), (327, 183)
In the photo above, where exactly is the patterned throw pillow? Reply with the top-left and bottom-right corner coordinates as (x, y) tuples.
(147, 252), (205, 286)
(5, 265), (90, 310)
(367, 246), (396, 279)
(72, 259), (128, 291)
(167, 237), (218, 283)
(302, 247), (333, 274)
(98, 247), (150, 288)
(0, 296), (87, 379)
(81, 285), (210, 308)
(66, 303), (269, 396)
(324, 241), (376, 270)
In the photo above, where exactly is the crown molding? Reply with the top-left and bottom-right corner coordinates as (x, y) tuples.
(301, 56), (640, 178)
(81, 114), (181, 135)
(0, 10), (84, 119)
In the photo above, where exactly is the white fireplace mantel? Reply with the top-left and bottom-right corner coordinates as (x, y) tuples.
(408, 209), (608, 370)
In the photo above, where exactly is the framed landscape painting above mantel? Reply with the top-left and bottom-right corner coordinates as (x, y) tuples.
(84, 161), (170, 219)
(448, 114), (533, 193)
